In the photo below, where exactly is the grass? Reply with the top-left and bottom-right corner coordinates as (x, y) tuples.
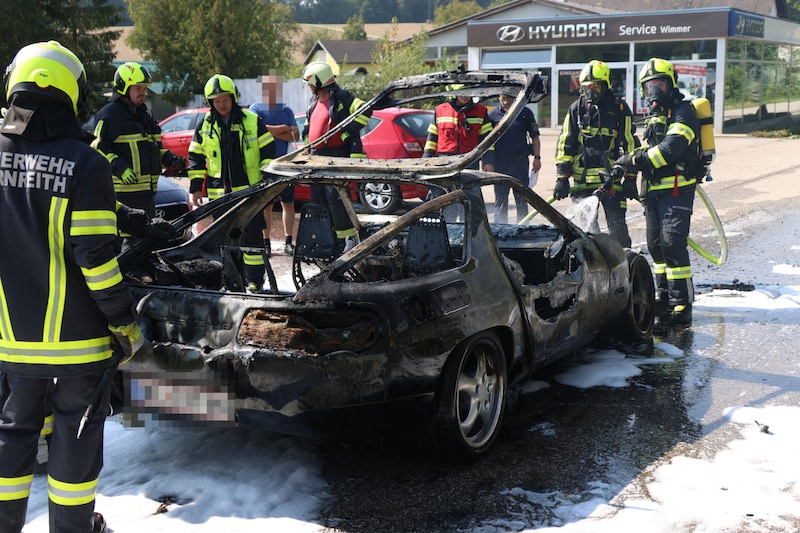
(748, 124), (800, 138)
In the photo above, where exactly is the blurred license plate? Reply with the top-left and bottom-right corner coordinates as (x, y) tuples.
(125, 371), (234, 426)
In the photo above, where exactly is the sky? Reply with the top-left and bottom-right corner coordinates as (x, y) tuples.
(18, 282), (800, 533)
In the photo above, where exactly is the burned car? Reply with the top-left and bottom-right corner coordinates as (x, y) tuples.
(117, 70), (655, 460)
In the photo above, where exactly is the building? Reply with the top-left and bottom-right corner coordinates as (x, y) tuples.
(424, 0), (800, 133)
(304, 40), (379, 76)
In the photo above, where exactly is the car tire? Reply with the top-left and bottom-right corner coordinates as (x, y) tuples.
(612, 252), (655, 343)
(433, 331), (506, 462)
(359, 183), (402, 215)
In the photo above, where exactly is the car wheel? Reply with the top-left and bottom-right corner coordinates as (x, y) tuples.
(433, 332), (506, 461)
(359, 183), (401, 214)
(612, 252), (655, 343)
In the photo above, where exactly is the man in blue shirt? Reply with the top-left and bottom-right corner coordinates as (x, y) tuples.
(250, 73), (300, 255)
(486, 88), (541, 223)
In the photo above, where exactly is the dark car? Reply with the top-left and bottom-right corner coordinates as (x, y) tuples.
(154, 176), (190, 221)
(116, 70), (655, 461)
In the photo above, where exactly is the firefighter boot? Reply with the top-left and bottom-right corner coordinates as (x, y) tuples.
(668, 304), (693, 326)
(653, 292), (670, 333)
(92, 512), (108, 533)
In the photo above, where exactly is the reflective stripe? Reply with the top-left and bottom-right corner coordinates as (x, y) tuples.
(112, 178), (157, 194)
(0, 337), (113, 365)
(207, 189), (225, 200)
(666, 265), (692, 280)
(48, 475), (98, 506)
(243, 253), (264, 267)
(41, 414), (54, 436)
(336, 227), (357, 239)
(0, 475), (34, 501)
(436, 116), (458, 125)
(647, 145), (668, 168)
(70, 210), (117, 236)
(667, 121), (696, 144)
(114, 133), (149, 143)
(45, 198), (68, 343)
(647, 174), (696, 192)
(81, 258), (123, 291)
(653, 262), (666, 275)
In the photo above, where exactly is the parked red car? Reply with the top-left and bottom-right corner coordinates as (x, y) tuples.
(159, 107), (431, 214)
(159, 107), (209, 163)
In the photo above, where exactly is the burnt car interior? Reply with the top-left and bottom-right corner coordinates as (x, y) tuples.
(113, 69), (656, 460)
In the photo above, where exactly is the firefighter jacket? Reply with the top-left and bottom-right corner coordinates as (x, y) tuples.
(302, 85), (371, 158)
(555, 92), (636, 194)
(187, 107), (275, 200)
(91, 94), (165, 197)
(423, 99), (494, 164)
(0, 99), (137, 378)
(640, 93), (703, 194)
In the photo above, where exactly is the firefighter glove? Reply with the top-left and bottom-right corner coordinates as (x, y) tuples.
(622, 177), (639, 199)
(109, 322), (148, 364)
(614, 149), (645, 173)
(555, 162), (573, 178)
(143, 217), (179, 241)
(120, 168), (138, 184)
(553, 177), (571, 200)
(162, 152), (187, 177)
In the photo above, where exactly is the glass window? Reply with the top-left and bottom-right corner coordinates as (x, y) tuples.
(557, 44), (629, 63)
(635, 40), (717, 61)
(481, 48), (552, 69)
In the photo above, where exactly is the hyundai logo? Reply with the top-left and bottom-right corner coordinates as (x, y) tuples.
(497, 25), (524, 43)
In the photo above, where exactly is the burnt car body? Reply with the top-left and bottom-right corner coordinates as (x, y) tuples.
(117, 70), (655, 460)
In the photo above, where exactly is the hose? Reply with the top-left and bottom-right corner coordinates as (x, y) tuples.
(688, 183), (728, 265)
(519, 195), (555, 225)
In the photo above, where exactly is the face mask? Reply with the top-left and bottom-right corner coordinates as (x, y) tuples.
(643, 78), (670, 109)
(580, 82), (604, 103)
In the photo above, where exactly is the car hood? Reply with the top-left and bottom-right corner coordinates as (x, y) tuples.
(268, 70), (548, 180)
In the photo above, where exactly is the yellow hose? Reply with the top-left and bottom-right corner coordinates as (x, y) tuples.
(519, 195), (555, 224)
(688, 183), (728, 265)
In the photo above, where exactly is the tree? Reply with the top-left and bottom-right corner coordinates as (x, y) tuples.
(340, 19), (432, 100)
(788, 0), (800, 22)
(433, 0), (483, 26)
(1, 0), (122, 112)
(127, 0), (296, 106)
(343, 14), (367, 39)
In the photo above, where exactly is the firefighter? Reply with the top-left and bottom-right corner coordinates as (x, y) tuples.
(301, 61), (370, 251)
(423, 83), (495, 166)
(0, 41), (149, 533)
(614, 58), (703, 328)
(553, 60), (637, 247)
(187, 74), (276, 292)
(91, 62), (185, 222)
(423, 83), (494, 221)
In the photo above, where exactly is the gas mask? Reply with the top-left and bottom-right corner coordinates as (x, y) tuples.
(643, 77), (671, 112)
(580, 81), (605, 104)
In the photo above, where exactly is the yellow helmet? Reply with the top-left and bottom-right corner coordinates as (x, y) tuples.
(579, 60), (610, 103)
(579, 60), (611, 88)
(639, 58), (677, 110)
(4, 40), (88, 119)
(113, 61), (152, 96)
(204, 74), (239, 104)
(302, 61), (335, 90)
(639, 57), (677, 88)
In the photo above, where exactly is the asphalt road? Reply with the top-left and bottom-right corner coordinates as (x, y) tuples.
(167, 134), (800, 532)
(312, 134), (800, 532)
